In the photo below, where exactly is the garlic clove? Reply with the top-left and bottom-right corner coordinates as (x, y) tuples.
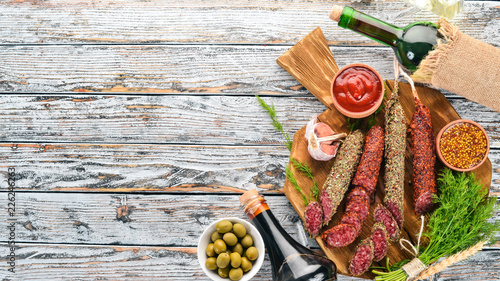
(305, 115), (345, 161)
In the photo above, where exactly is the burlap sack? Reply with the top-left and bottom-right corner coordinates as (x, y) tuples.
(412, 19), (500, 112)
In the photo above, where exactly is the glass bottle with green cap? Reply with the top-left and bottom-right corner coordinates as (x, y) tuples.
(330, 5), (443, 72)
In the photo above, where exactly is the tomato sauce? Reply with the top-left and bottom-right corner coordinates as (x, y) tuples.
(332, 66), (382, 113)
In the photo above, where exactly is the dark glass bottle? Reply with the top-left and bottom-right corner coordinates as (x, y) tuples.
(240, 189), (337, 281)
(332, 6), (443, 72)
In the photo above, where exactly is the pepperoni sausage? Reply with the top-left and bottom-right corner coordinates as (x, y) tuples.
(351, 125), (385, 196)
(370, 222), (388, 262)
(322, 224), (358, 248)
(374, 205), (400, 242)
(410, 97), (436, 216)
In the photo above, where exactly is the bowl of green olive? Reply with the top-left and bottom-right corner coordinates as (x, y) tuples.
(198, 217), (264, 281)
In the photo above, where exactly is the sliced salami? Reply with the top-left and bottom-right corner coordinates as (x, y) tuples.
(349, 238), (374, 276)
(340, 211), (363, 235)
(370, 222), (389, 261)
(322, 223), (357, 248)
(304, 201), (323, 238)
(374, 205), (400, 242)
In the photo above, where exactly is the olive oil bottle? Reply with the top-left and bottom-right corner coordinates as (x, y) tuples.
(240, 189), (337, 281)
(330, 5), (443, 72)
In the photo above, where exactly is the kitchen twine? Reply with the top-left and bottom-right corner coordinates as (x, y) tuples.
(398, 215), (427, 280)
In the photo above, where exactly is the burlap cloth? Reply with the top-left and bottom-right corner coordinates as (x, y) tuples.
(412, 18), (500, 112)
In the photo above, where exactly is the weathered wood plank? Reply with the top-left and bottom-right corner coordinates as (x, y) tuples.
(0, 143), (498, 193)
(0, 0), (497, 46)
(0, 95), (497, 145)
(0, 194), (498, 247)
(0, 243), (498, 280)
(0, 45), (394, 94)
(1, 45), (498, 106)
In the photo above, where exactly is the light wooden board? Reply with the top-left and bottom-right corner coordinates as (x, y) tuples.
(0, 1), (498, 45)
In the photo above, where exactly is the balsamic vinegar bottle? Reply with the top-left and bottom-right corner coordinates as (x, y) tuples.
(330, 5), (443, 72)
(240, 189), (337, 281)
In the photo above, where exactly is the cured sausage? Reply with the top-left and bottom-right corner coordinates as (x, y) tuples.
(320, 129), (365, 225)
(322, 186), (369, 247)
(351, 126), (385, 196)
(349, 238), (374, 276)
(304, 201), (323, 238)
(410, 97), (436, 216)
(370, 222), (388, 262)
(383, 93), (406, 227)
(322, 224), (357, 248)
(374, 205), (400, 242)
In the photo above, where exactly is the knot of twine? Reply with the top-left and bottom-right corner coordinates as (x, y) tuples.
(399, 215), (427, 280)
(402, 258), (427, 280)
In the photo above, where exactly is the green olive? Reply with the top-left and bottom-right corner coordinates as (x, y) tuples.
(232, 243), (244, 256)
(216, 220), (233, 234)
(211, 231), (223, 242)
(216, 252), (230, 268)
(218, 266), (230, 278)
(205, 257), (218, 271)
(240, 257), (252, 272)
(245, 246), (259, 261)
(232, 223), (247, 238)
(240, 234), (253, 248)
(206, 243), (216, 257)
(213, 239), (227, 254)
(223, 232), (238, 247)
(230, 252), (242, 268)
(229, 267), (244, 281)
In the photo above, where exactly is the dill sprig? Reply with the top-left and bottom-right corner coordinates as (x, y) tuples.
(290, 158), (319, 202)
(286, 164), (309, 206)
(255, 95), (293, 151)
(374, 168), (500, 281)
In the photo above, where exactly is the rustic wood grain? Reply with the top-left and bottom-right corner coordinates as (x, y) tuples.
(0, 193), (498, 247)
(0, 0), (498, 46)
(0, 243), (498, 281)
(0, 143), (498, 193)
(0, 95), (497, 145)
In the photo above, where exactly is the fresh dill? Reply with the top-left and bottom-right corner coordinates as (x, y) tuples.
(290, 158), (319, 202)
(374, 168), (500, 281)
(255, 95), (293, 151)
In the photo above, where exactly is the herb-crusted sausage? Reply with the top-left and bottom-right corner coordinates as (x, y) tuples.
(304, 201), (323, 238)
(319, 129), (365, 225)
(349, 238), (374, 276)
(383, 93), (406, 227)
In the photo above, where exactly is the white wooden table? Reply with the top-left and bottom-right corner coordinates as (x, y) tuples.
(0, 0), (498, 280)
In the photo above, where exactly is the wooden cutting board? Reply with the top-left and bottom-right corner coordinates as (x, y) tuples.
(278, 27), (492, 279)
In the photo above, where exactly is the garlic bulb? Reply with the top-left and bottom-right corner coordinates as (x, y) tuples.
(305, 115), (346, 161)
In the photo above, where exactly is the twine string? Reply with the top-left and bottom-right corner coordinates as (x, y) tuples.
(402, 258), (427, 280)
(400, 215), (425, 258)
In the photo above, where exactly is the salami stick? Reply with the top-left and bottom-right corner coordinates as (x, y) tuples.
(383, 65), (407, 228)
(322, 126), (383, 248)
(319, 129), (365, 225)
(403, 71), (436, 216)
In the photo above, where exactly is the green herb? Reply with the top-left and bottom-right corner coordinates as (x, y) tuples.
(374, 168), (500, 281)
(366, 87), (387, 131)
(256, 95), (292, 150)
(290, 158), (319, 202)
(347, 117), (362, 132)
(286, 164), (309, 206)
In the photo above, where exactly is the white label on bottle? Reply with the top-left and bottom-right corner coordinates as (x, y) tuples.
(407, 51), (415, 60)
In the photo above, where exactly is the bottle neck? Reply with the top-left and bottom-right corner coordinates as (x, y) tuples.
(338, 6), (402, 47)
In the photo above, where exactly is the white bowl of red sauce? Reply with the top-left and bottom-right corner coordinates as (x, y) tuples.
(330, 63), (384, 119)
(436, 119), (490, 172)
